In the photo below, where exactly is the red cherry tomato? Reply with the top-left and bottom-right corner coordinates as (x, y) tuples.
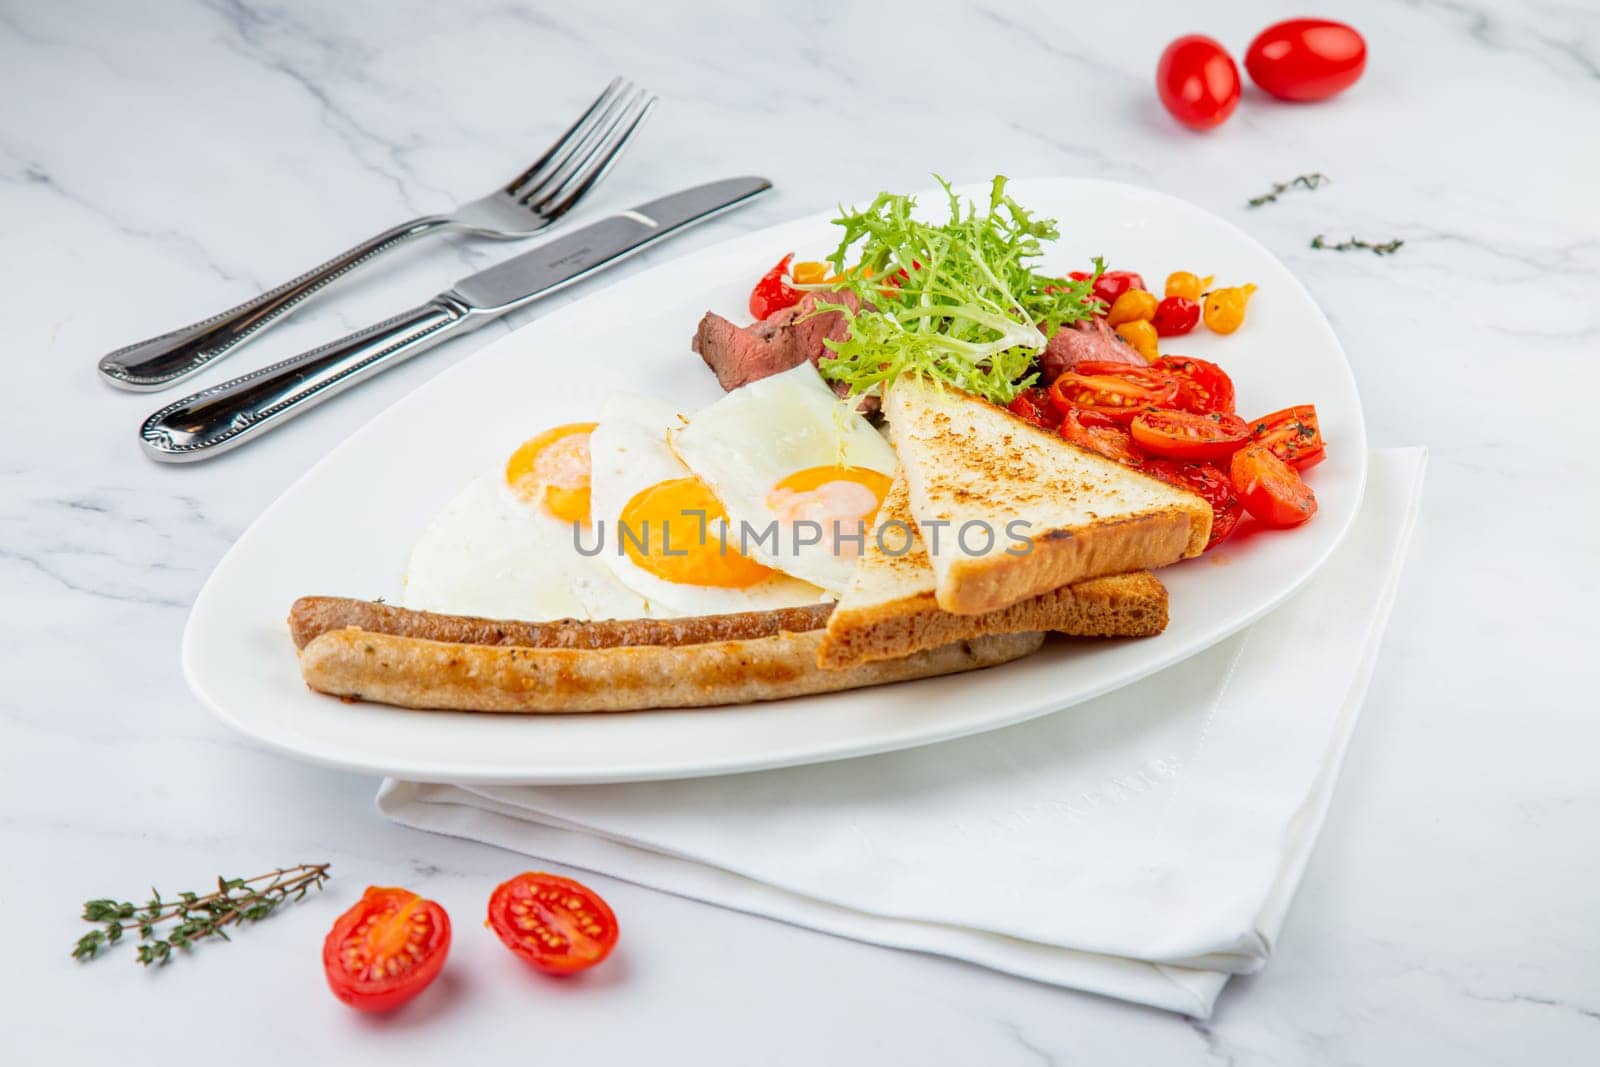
(1129, 408), (1251, 462)
(1250, 404), (1326, 469)
(323, 887), (451, 1013)
(749, 253), (801, 320)
(1231, 444), (1318, 527)
(1091, 270), (1145, 312)
(1049, 362), (1179, 424)
(1142, 459), (1242, 550)
(1059, 408), (1144, 466)
(1155, 355), (1236, 415)
(487, 872), (619, 975)
(1157, 35), (1242, 130)
(1245, 19), (1367, 102)
(1151, 296), (1200, 337)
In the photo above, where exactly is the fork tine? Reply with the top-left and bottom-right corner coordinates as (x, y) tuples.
(502, 77), (628, 198)
(516, 84), (636, 206)
(534, 90), (658, 221)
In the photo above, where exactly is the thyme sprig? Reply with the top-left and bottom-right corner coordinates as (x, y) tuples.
(1310, 234), (1405, 255)
(1248, 173), (1330, 207)
(73, 863), (331, 966)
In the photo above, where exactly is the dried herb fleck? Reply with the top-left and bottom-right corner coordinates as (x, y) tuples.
(1310, 234), (1405, 256)
(1247, 173), (1330, 208)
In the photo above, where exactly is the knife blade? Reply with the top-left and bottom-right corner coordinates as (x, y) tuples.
(139, 176), (772, 462)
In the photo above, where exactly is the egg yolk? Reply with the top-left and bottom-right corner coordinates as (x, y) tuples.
(506, 422), (596, 523)
(619, 476), (775, 588)
(766, 465), (892, 526)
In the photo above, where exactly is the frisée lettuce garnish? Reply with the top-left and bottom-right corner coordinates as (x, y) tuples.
(812, 176), (1102, 405)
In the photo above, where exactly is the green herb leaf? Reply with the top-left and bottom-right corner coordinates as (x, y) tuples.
(810, 175), (1101, 405)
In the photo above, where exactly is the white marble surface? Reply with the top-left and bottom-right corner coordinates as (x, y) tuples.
(3, 0), (1596, 1061)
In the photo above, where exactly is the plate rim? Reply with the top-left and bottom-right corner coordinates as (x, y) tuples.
(181, 176), (1369, 784)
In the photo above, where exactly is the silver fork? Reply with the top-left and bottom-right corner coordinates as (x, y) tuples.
(98, 78), (656, 391)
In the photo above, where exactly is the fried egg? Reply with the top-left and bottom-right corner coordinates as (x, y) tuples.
(587, 394), (826, 615)
(403, 423), (649, 621)
(670, 363), (898, 593)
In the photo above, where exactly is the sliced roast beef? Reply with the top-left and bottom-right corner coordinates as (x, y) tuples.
(1038, 317), (1146, 380)
(691, 290), (862, 392)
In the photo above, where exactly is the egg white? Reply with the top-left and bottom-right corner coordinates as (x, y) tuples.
(588, 393), (827, 615)
(670, 363), (898, 593)
(403, 473), (649, 621)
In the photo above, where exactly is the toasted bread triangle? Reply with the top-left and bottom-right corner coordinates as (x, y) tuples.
(884, 377), (1210, 615)
(818, 475), (1169, 669)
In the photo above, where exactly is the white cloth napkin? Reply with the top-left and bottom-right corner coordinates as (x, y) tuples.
(378, 448), (1426, 1017)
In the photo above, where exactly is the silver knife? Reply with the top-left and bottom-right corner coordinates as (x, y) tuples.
(139, 176), (771, 462)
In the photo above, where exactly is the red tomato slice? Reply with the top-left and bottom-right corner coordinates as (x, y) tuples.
(1059, 408), (1144, 466)
(1231, 445), (1318, 527)
(487, 872), (619, 975)
(1156, 355), (1236, 414)
(1130, 408), (1250, 462)
(1250, 404), (1325, 469)
(1049, 362), (1178, 423)
(1143, 459), (1242, 549)
(748, 253), (800, 320)
(323, 887), (451, 1013)
(1007, 387), (1060, 430)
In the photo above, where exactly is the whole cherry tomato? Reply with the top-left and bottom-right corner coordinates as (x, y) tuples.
(1245, 19), (1367, 102)
(1091, 270), (1146, 311)
(1157, 35), (1241, 130)
(1151, 296), (1200, 337)
(749, 253), (801, 320)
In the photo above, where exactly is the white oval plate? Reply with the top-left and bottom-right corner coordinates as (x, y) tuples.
(184, 178), (1366, 784)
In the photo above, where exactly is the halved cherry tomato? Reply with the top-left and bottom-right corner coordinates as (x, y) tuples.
(1091, 270), (1146, 312)
(1143, 459), (1242, 549)
(1151, 295), (1200, 337)
(1059, 408), (1144, 466)
(1250, 404), (1325, 469)
(487, 872), (619, 976)
(1245, 19), (1366, 102)
(1157, 35), (1242, 130)
(323, 887), (451, 1013)
(749, 254), (801, 320)
(1049, 361), (1178, 423)
(1156, 355), (1236, 414)
(1231, 444), (1318, 527)
(1007, 387), (1061, 430)
(1130, 408), (1251, 462)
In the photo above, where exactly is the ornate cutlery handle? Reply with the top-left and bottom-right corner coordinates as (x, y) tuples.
(99, 215), (451, 391)
(139, 297), (478, 462)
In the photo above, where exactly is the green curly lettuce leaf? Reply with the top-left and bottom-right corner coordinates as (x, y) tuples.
(808, 175), (1102, 405)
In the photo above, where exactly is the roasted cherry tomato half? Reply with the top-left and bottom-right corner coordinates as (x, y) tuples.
(1142, 459), (1242, 549)
(749, 253), (801, 320)
(1090, 270), (1146, 312)
(1250, 404), (1325, 469)
(1231, 444), (1318, 527)
(1245, 19), (1367, 102)
(487, 872), (619, 976)
(1059, 408), (1144, 466)
(1049, 362), (1179, 423)
(323, 887), (451, 1014)
(1155, 355), (1236, 415)
(1151, 295), (1200, 337)
(1130, 408), (1250, 462)
(1007, 387), (1061, 430)
(1157, 35), (1242, 130)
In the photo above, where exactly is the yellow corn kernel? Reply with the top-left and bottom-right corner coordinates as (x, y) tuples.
(792, 260), (829, 285)
(1116, 319), (1160, 362)
(1203, 283), (1257, 334)
(1105, 288), (1158, 327)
